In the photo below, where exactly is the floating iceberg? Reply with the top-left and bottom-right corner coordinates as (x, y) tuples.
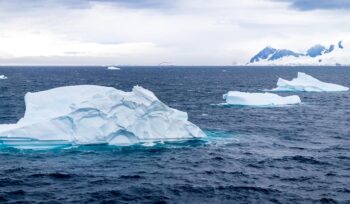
(271, 72), (349, 92)
(0, 85), (205, 146)
(0, 75), (7, 79)
(223, 91), (301, 106)
(107, 66), (121, 70)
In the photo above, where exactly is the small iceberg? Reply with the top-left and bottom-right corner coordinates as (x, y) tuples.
(0, 75), (8, 79)
(271, 72), (349, 92)
(223, 91), (301, 106)
(107, 66), (121, 70)
(0, 85), (205, 147)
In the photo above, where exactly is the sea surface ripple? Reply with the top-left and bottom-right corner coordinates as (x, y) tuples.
(0, 66), (349, 203)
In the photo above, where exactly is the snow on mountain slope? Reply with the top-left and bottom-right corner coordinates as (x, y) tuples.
(248, 40), (349, 66)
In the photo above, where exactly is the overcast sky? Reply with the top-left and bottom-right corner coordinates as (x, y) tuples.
(0, 0), (349, 65)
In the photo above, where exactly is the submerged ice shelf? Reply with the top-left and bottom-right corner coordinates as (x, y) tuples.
(0, 137), (72, 150)
(223, 91), (301, 106)
(271, 72), (349, 92)
(0, 85), (205, 147)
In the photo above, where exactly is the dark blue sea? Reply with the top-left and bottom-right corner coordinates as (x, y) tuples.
(0, 66), (349, 203)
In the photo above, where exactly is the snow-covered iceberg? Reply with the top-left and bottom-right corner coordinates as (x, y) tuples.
(0, 85), (205, 146)
(0, 75), (7, 79)
(223, 91), (301, 106)
(107, 66), (121, 70)
(271, 72), (349, 92)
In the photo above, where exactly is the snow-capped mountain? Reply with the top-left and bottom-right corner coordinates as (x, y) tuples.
(250, 47), (302, 63)
(248, 41), (349, 66)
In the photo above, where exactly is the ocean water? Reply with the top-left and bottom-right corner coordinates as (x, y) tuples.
(0, 66), (349, 203)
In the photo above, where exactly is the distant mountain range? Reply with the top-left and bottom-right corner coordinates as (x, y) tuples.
(248, 41), (348, 66)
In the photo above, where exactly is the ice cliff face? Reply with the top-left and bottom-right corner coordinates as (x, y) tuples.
(248, 40), (349, 66)
(270, 72), (349, 92)
(0, 85), (205, 145)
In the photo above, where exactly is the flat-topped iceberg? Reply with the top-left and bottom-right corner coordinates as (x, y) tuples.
(223, 91), (301, 106)
(0, 85), (205, 146)
(107, 66), (121, 70)
(271, 72), (349, 92)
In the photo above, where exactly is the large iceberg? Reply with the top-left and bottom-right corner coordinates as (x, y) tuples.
(271, 72), (349, 92)
(223, 91), (301, 106)
(0, 85), (205, 146)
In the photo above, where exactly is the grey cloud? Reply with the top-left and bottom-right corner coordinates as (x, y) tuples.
(275, 0), (350, 11)
(0, 0), (173, 10)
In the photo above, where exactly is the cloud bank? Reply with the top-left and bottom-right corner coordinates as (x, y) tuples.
(277, 0), (350, 11)
(0, 0), (349, 65)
